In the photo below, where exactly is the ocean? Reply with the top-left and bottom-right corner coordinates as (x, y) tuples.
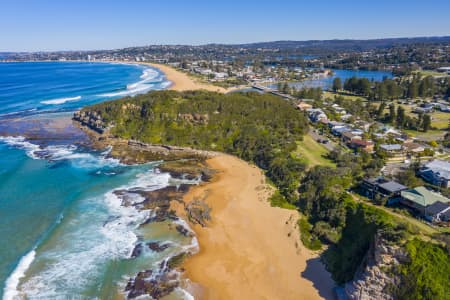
(0, 62), (196, 299)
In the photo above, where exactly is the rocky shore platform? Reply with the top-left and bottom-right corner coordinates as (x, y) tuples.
(72, 111), (221, 299)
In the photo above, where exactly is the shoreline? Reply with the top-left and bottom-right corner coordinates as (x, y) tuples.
(0, 60), (244, 95)
(176, 155), (336, 300)
(142, 62), (230, 93)
(74, 113), (337, 299)
(0, 58), (336, 299)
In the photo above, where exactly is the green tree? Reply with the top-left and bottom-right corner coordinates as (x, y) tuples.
(396, 106), (406, 128)
(422, 114), (431, 132)
(407, 80), (419, 99)
(388, 104), (396, 123)
(332, 77), (342, 92)
(377, 102), (386, 118)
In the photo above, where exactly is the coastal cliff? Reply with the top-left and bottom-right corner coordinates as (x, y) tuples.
(344, 233), (406, 300)
(73, 110), (108, 133)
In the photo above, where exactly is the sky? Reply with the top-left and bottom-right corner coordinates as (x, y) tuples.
(1, 0), (450, 52)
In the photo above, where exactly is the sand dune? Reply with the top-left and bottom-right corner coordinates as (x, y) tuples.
(180, 155), (335, 300)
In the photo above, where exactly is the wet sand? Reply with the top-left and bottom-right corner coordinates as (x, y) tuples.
(180, 155), (335, 300)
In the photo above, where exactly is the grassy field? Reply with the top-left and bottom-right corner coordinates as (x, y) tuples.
(413, 70), (449, 78)
(293, 134), (335, 168)
(430, 111), (450, 130)
(402, 105), (449, 130)
(403, 129), (446, 141)
(323, 91), (368, 102)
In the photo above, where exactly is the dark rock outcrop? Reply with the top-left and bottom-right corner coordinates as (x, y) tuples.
(147, 241), (171, 253)
(73, 110), (108, 133)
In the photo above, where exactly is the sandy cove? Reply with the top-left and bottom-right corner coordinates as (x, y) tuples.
(176, 154), (335, 300)
(144, 63), (231, 93)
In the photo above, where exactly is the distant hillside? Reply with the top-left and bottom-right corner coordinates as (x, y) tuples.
(232, 36), (450, 51)
(3, 36), (450, 57)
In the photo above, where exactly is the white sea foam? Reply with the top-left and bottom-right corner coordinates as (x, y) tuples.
(173, 218), (200, 254)
(41, 96), (82, 105)
(0, 136), (121, 169)
(2, 135), (198, 298)
(177, 288), (195, 300)
(3, 250), (36, 300)
(0, 136), (41, 159)
(15, 170), (172, 298)
(99, 67), (164, 98)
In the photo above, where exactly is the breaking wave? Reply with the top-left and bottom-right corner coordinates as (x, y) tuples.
(3, 250), (36, 300)
(41, 96), (82, 105)
(0, 136), (121, 169)
(99, 67), (165, 98)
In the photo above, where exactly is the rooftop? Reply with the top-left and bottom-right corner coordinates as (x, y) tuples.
(380, 144), (402, 151)
(426, 201), (450, 216)
(401, 186), (450, 207)
(422, 160), (450, 180)
(378, 181), (408, 193)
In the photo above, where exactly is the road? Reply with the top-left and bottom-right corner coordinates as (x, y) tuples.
(308, 128), (337, 152)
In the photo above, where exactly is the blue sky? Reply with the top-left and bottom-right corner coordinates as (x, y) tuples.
(1, 0), (449, 51)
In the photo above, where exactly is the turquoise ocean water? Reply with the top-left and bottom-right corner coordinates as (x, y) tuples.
(0, 62), (197, 299)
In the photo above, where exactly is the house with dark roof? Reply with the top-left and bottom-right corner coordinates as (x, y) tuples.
(419, 160), (450, 188)
(424, 201), (450, 223)
(360, 177), (408, 200)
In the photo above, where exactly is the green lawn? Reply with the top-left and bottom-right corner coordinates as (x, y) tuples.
(404, 129), (446, 141)
(413, 70), (448, 78)
(293, 135), (335, 168)
(430, 112), (450, 130)
(323, 91), (368, 102)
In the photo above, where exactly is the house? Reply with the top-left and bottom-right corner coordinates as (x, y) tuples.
(214, 72), (229, 80)
(340, 114), (353, 121)
(307, 108), (328, 123)
(328, 121), (346, 129)
(350, 139), (374, 153)
(413, 106), (433, 114)
(400, 186), (450, 216)
(424, 201), (450, 223)
(380, 144), (403, 154)
(342, 131), (357, 143)
(350, 129), (364, 136)
(437, 66), (450, 74)
(354, 120), (372, 132)
(419, 160), (450, 188)
(436, 104), (450, 112)
(296, 102), (312, 111)
(331, 126), (351, 136)
(402, 142), (425, 154)
(360, 177), (408, 200)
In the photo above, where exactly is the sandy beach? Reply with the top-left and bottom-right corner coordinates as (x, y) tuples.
(144, 63), (229, 93)
(178, 155), (335, 300)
